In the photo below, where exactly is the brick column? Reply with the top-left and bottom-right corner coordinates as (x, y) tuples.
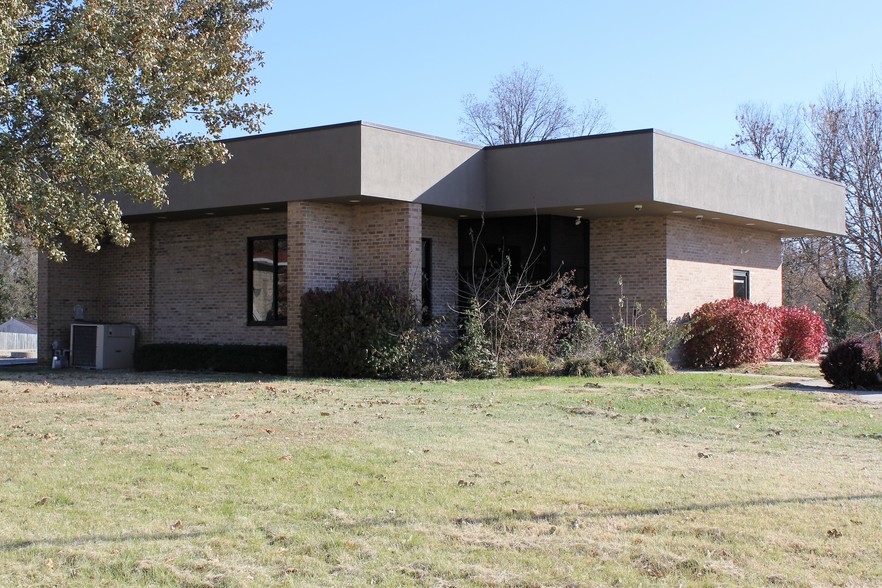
(286, 201), (307, 375)
(352, 202), (422, 301)
(286, 200), (423, 375)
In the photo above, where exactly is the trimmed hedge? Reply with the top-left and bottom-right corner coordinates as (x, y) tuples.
(134, 343), (287, 375)
(301, 279), (418, 377)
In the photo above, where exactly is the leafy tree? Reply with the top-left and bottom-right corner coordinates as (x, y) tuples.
(0, 0), (270, 260)
(460, 63), (609, 146)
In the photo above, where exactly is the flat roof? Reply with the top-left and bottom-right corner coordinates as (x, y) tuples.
(118, 122), (845, 236)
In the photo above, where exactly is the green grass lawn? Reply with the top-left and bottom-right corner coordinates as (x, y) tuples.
(0, 369), (879, 587)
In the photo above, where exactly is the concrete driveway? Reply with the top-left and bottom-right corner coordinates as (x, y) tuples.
(782, 378), (882, 403)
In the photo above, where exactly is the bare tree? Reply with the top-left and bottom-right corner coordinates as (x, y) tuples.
(825, 82), (882, 326)
(736, 81), (882, 337)
(459, 64), (610, 145)
(731, 94), (863, 337)
(732, 102), (805, 167)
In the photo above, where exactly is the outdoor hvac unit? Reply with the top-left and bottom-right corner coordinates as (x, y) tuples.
(70, 323), (137, 370)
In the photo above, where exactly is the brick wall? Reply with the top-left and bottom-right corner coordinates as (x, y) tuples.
(39, 213), (289, 364)
(40, 206), (784, 371)
(286, 200), (424, 375)
(38, 246), (100, 362)
(422, 215), (459, 319)
(588, 216), (782, 325)
(666, 216), (781, 318)
(287, 201), (357, 374)
(99, 223), (153, 342)
(150, 213), (288, 346)
(298, 202), (355, 290)
(589, 217), (667, 325)
(352, 202), (422, 299)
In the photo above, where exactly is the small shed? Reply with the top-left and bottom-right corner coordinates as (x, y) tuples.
(0, 318), (38, 355)
(0, 318), (37, 335)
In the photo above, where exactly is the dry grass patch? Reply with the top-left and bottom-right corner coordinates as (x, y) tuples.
(0, 369), (879, 586)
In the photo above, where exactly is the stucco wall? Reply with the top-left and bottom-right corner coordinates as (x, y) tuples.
(653, 132), (844, 235)
(665, 217), (782, 318)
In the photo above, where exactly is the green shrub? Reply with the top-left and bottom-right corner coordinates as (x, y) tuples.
(508, 354), (551, 377)
(369, 320), (455, 380)
(630, 355), (673, 375)
(561, 355), (603, 377)
(301, 279), (417, 377)
(560, 315), (602, 359)
(600, 307), (683, 375)
(134, 344), (286, 374)
(453, 299), (497, 378)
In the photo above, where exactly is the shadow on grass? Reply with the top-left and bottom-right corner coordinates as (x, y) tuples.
(4, 493), (881, 551)
(0, 529), (212, 552)
(455, 492), (882, 525)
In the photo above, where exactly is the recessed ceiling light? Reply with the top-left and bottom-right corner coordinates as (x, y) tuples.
(349, 199), (361, 203)
(259, 207), (271, 211)
(746, 222), (755, 226)
(205, 212), (215, 216)
(573, 207), (584, 211)
(777, 228), (786, 232)
(710, 217), (720, 220)
(459, 214), (468, 218)
(671, 210), (682, 214)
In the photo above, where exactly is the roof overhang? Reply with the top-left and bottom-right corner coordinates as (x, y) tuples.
(119, 123), (845, 237)
(483, 130), (844, 236)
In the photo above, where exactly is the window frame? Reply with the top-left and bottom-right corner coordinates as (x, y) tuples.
(733, 269), (750, 300)
(421, 238), (432, 325)
(247, 235), (287, 326)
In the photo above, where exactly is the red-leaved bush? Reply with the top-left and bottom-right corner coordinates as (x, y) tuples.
(777, 306), (828, 360)
(683, 298), (781, 368)
(820, 337), (880, 389)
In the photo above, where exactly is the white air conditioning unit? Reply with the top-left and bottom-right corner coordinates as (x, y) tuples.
(70, 323), (137, 370)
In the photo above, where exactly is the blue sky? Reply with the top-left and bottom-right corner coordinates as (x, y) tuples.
(242, 0), (882, 149)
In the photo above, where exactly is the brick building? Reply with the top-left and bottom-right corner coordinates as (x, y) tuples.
(38, 122), (844, 374)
